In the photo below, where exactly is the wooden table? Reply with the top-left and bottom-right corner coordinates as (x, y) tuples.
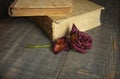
(0, 0), (120, 79)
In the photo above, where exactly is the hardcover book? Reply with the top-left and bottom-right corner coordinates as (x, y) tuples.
(9, 0), (73, 16)
(31, 0), (104, 41)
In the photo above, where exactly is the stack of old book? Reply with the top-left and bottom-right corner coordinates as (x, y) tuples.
(9, 0), (104, 41)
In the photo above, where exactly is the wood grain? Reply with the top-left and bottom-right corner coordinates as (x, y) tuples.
(0, 17), (67, 79)
(57, 0), (119, 79)
(0, 0), (120, 79)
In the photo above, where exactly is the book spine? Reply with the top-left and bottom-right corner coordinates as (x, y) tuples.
(30, 16), (53, 40)
(8, 0), (18, 16)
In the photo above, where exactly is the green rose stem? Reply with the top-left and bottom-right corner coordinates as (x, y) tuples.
(25, 44), (51, 48)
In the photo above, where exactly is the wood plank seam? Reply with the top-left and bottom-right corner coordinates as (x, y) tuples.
(55, 52), (69, 79)
(104, 28), (118, 79)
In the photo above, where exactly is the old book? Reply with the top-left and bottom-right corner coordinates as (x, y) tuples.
(9, 0), (72, 16)
(31, 0), (104, 41)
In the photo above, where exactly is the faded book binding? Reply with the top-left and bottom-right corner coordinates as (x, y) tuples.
(30, 0), (104, 41)
(9, 0), (73, 16)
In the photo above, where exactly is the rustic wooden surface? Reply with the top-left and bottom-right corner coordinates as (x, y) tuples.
(0, 0), (120, 79)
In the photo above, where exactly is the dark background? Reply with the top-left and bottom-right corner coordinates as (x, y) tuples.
(0, 0), (14, 18)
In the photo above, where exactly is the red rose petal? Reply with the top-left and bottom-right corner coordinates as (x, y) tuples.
(53, 37), (69, 54)
(72, 43), (86, 53)
(70, 24), (93, 53)
(53, 23), (93, 54)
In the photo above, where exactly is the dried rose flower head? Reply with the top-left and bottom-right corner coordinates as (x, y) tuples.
(53, 37), (69, 54)
(70, 24), (93, 53)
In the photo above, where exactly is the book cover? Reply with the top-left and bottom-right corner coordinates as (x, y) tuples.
(9, 0), (73, 16)
(31, 0), (104, 41)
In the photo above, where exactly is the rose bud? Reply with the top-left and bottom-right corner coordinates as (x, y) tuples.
(53, 37), (69, 54)
(70, 24), (93, 53)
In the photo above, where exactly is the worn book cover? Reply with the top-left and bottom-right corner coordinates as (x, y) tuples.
(9, 0), (73, 16)
(31, 0), (104, 41)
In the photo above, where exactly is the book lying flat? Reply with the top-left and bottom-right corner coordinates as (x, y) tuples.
(31, 0), (104, 41)
(9, 0), (72, 16)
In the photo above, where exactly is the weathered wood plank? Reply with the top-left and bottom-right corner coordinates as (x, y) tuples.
(0, 18), (67, 79)
(57, 24), (114, 79)
(110, 0), (120, 79)
(0, 17), (13, 27)
(57, 0), (118, 79)
(0, 18), (34, 61)
(0, 0), (119, 79)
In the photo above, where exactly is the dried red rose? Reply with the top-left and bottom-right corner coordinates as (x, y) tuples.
(53, 24), (93, 54)
(53, 37), (69, 54)
(70, 24), (93, 53)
